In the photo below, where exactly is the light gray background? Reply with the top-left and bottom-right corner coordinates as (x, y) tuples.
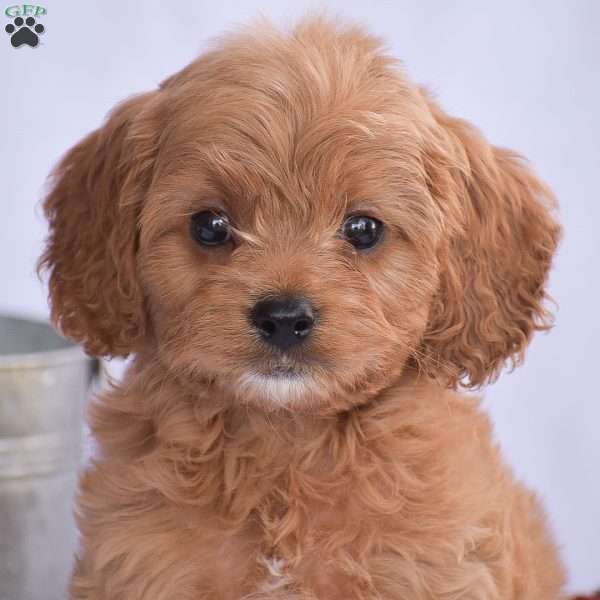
(2, 0), (599, 592)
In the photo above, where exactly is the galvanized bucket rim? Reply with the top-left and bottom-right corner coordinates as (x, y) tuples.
(0, 313), (88, 370)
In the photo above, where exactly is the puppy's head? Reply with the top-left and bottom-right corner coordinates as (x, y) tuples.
(39, 18), (560, 411)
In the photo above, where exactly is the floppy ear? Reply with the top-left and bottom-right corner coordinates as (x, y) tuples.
(420, 91), (562, 389)
(38, 92), (160, 357)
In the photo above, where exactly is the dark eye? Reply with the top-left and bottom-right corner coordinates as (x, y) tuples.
(190, 211), (232, 247)
(341, 215), (384, 250)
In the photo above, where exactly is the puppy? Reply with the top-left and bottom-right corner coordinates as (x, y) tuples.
(39, 17), (565, 600)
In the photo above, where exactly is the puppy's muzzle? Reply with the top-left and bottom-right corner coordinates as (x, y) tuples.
(250, 296), (315, 351)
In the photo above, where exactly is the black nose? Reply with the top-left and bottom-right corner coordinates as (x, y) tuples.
(250, 296), (315, 351)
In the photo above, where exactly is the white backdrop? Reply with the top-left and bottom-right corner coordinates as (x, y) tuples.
(2, 0), (599, 591)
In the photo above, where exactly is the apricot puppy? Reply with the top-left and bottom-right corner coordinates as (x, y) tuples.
(40, 17), (565, 600)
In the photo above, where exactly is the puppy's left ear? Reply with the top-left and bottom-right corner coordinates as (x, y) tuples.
(420, 90), (562, 388)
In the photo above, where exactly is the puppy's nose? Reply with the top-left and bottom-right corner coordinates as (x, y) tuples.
(250, 296), (315, 351)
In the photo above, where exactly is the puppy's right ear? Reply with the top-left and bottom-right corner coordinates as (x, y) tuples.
(38, 92), (160, 357)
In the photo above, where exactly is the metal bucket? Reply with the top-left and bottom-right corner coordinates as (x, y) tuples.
(0, 314), (94, 600)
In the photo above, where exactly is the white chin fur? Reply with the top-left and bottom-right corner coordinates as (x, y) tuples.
(236, 372), (313, 406)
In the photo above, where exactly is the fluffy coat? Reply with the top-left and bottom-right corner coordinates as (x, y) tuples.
(39, 17), (565, 599)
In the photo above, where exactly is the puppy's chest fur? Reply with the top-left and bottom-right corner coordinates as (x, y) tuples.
(78, 378), (560, 600)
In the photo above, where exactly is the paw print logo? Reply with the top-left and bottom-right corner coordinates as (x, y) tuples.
(5, 16), (45, 48)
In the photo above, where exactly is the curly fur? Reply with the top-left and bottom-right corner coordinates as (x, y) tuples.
(39, 17), (565, 600)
